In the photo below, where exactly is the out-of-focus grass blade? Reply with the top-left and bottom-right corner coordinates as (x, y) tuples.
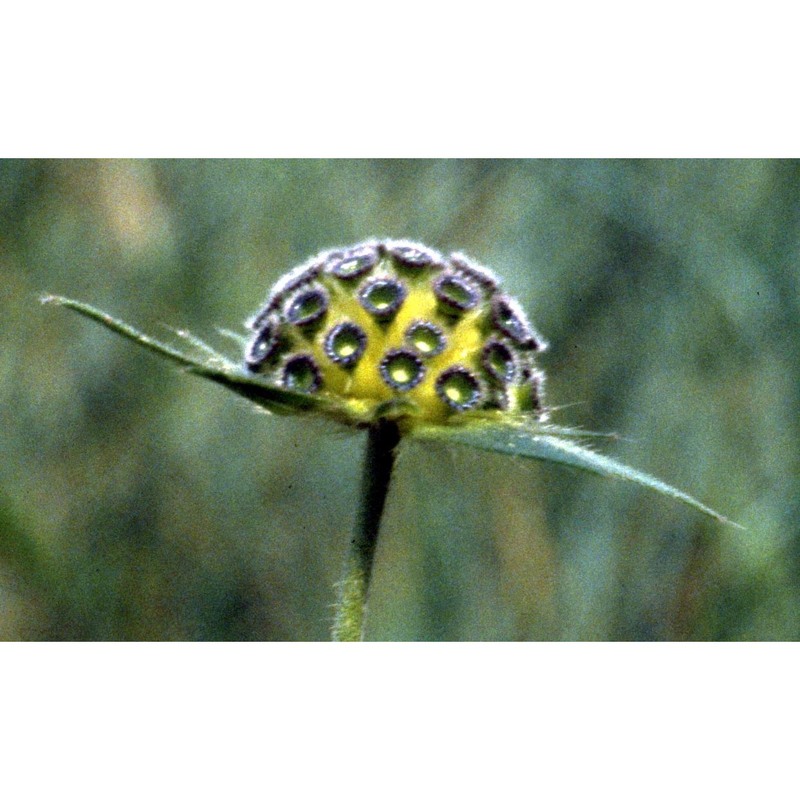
(0, 499), (51, 591)
(411, 420), (742, 528)
(42, 295), (332, 417)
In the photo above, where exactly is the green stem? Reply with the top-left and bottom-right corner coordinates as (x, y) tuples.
(332, 420), (400, 641)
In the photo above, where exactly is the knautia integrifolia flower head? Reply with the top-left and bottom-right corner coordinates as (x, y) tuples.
(244, 240), (548, 427)
(46, 256), (740, 534)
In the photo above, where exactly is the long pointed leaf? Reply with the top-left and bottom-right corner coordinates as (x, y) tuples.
(411, 420), (741, 527)
(42, 295), (335, 417)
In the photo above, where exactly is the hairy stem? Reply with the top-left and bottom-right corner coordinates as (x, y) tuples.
(332, 420), (400, 641)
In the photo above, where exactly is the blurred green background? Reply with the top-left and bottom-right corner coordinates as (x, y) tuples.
(1, 159), (796, 640)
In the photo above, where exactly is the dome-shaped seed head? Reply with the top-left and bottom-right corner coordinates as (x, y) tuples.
(405, 320), (446, 357)
(243, 238), (548, 423)
(433, 272), (480, 314)
(282, 353), (322, 393)
(324, 321), (368, 367)
(436, 366), (483, 411)
(358, 277), (407, 319)
(379, 349), (426, 391)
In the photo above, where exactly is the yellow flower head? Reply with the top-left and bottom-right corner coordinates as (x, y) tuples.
(244, 239), (548, 426)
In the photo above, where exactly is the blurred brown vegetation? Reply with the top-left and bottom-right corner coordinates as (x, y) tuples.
(1, 159), (796, 639)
